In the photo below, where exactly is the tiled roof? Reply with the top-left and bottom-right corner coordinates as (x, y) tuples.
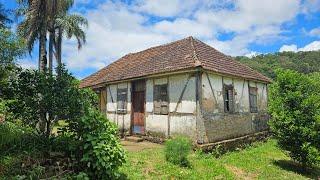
(80, 37), (271, 88)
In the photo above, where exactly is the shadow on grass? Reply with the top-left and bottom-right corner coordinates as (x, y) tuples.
(273, 160), (320, 179)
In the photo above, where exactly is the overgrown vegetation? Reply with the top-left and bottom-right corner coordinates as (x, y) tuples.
(164, 136), (192, 167)
(120, 139), (320, 179)
(236, 51), (320, 79)
(0, 66), (126, 179)
(0, 2), (126, 179)
(269, 69), (320, 169)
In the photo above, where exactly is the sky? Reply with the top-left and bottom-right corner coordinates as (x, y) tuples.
(2, 0), (320, 79)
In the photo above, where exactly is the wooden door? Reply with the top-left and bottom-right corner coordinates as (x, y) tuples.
(132, 80), (146, 134)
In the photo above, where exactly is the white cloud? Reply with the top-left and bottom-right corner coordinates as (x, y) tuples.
(133, 0), (199, 17)
(58, 0), (319, 77)
(299, 41), (320, 51)
(244, 51), (260, 58)
(153, 18), (214, 38)
(63, 1), (173, 70)
(279, 41), (320, 52)
(195, 0), (300, 33)
(308, 27), (320, 37)
(279, 44), (298, 52)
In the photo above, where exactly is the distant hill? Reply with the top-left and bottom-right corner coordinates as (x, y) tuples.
(235, 51), (320, 79)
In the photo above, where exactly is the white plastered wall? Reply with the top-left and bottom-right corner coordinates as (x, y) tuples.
(106, 82), (131, 131)
(145, 78), (168, 136)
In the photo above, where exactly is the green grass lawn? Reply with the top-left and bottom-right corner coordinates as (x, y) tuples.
(119, 139), (320, 179)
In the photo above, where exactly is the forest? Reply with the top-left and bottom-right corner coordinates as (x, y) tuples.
(235, 51), (320, 79)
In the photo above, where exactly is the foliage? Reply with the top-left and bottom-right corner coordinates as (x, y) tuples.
(16, 0), (88, 72)
(74, 108), (126, 178)
(236, 51), (320, 79)
(164, 136), (192, 167)
(5, 66), (85, 137)
(268, 69), (320, 168)
(50, 90), (126, 178)
(0, 121), (41, 154)
(0, 28), (25, 94)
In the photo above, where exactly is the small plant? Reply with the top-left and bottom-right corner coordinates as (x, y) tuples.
(165, 136), (192, 167)
(210, 144), (225, 158)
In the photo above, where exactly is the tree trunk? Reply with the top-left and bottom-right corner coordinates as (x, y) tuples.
(38, 0), (47, 134)
(48, 0), (56, 75)
(48, 31), (54, 74)
(57, 27), (62, 66)
(39, 0), (47, 72)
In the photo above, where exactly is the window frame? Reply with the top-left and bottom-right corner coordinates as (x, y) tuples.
(153, 84), (169, 115)
(249, 86), (258, 113)
(117, 88), (128, 114)
(223, 84), (235, 113)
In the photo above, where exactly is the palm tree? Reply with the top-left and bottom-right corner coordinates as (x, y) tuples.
(53, 2), (87, 72)
(17, 0), (48, 72)
(47, 0), (88, 74)
(54, 14), (88, 68)
(17, 0), (87, 74)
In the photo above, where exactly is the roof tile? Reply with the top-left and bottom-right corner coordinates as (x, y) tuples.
(80, 36), (271, 88)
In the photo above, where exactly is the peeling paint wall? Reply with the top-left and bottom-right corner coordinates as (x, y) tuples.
(145, 78), (168, 136)
(200, 72), (269, 143)
(103, 73), (198, 139)
(106, 82), (131, 133)
(99, 70), (268, 144)
(145, 74), (197, 139)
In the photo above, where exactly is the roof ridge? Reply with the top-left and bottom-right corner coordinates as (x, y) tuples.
(121, 37), (191, 57)
(189, 36), (202, 67)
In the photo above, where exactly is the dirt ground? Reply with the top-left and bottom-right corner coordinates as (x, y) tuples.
(121, 140), (163, 152)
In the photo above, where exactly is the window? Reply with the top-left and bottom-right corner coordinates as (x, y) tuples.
(224, 84), (234, 113)
(154, 84), (169, 115)
(249, 87), (258, 113)
(117, 88), (127, 114)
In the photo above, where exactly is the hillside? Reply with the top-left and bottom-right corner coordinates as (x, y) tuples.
(235, 51), (320, 79)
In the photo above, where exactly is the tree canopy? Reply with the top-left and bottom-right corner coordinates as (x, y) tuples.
(236, 51), (320, 79)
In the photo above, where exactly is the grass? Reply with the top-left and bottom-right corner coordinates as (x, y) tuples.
(119, 139), (320, 179)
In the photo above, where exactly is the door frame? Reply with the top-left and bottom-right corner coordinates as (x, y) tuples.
(130, 79), (146, 135)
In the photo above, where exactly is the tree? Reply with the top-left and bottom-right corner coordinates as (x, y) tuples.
(17, 0), (48, 72)
(0, 28), (25, 97)
(235, 51), (320, 79)
(17, 0), (88, 74)
(7, 66), (79, 137)
(54, 13), (88, 69)
(48, 0), (88, 74)
(269, 69), (320, 168)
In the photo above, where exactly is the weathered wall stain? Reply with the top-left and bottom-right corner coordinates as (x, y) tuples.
(102, 71), (269, 144)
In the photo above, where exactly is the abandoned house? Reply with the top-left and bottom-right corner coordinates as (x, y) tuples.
(80, 36), (271, 144)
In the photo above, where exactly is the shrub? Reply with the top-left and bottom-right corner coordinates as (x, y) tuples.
(269, 69), (320, 168)
(71, 108), (126, 178)
(0, 121), (40, 154)
(165, 136), (192, 167)
(5, 65), (97, 138)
